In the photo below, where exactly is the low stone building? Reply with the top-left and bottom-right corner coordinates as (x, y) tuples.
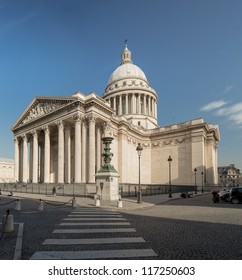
(0, 158), (14, 183)
(11, 45), (220, 189)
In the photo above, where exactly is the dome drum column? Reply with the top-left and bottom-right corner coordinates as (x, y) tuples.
(113, 96), (116, 115)
(119, 95), (122, 115)
(137, 94), (141, 114)
(143, 94), (147, 115)
(125, 94), (129, 114)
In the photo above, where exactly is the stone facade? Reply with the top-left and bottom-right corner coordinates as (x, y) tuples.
(0, 158), (14, 183)
(11, 46), (220, 187)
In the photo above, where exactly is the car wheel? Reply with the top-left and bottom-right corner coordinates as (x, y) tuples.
(231, 198), (239, 204)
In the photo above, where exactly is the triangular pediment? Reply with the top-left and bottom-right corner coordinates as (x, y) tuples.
(12, 96), (75, 130)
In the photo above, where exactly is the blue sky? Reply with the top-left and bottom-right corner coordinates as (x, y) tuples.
(0, 0), (242, 169)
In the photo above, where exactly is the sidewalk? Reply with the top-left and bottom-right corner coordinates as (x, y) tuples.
(0, 190), (202, 212)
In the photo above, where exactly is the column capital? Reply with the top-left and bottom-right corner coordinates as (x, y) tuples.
(73, 113), (82, 123)
(14, 136), (19, 143)
(86, 114), (96, 124)
(31, 130), (38, 138)
(56, 120), (64, 130)
(42, 125), (50, 134)
(21, 134), (28, 141)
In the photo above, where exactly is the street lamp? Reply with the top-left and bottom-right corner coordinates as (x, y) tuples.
(194, 168), (197, 194)
(201, 171), (204, 193)
(168, 156), (172, 198)
(136, 143), (143, 203)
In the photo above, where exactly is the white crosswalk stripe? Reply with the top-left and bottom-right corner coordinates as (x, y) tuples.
(31, 249), (158, 260)
(30, 207), (158, 260)
(63, 217), (126, 221)
(43, 237), (146, 245)
(53, 228), (136, 233)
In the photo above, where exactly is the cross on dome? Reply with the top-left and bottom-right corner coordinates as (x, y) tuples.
(124, 39), (128, 49)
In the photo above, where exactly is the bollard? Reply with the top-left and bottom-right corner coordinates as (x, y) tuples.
(117, 200), (123, 208)
(72, 197), (77, 208)
(14, 199), (21, 211)
(95, 198), (100, 207)
(2, 211), (14, 233)
(37, 199), (44, 211)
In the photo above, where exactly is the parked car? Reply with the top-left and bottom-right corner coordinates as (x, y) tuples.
(218, 188), (231, 202)
(230, 187), (242, 204)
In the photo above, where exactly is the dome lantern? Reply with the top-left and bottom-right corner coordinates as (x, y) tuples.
(121, 44), (132, 65)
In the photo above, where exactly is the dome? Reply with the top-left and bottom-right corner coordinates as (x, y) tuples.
(106, 46), (149, 88)
(102, 44), (158, 129)
(107, 63), (148, 86)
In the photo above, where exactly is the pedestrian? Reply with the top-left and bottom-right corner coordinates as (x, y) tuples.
(52, 186), (56, 196)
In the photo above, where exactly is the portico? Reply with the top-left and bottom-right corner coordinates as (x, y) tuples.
(12, 93), (113, 184)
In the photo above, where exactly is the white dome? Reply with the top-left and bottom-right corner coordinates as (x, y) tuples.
(107, 63), (148, 86)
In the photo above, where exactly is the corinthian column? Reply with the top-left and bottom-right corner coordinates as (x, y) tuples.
(113, 96), (116, 114)
(125, 94), (129, 114)
(143, 94), (147, 115)
(131, 93), (135, 113)
(22, 135), (28, 183)
(119, 95), (122, 115)
(14, 137), (19, 182)
(96, 125), (101, 172)
(32, 131), (39, 183)
(64, 124), (71, 183)
(73, 114), (82, 183)
(148, 95), (151, 116)
(81, 119), (87, 183)
(88, 115), (96, 183)
(137, 94), (141, 114)
(44, 126), (50, 183)
(57, 121), (64, 183)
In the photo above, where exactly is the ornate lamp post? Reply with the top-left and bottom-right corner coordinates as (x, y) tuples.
(201, 171), (204, 193)
(168, 156), (172, 198)
(136, 143), (143, 204)
(99, 137), (117, 173)
(194, 168), (197, 194)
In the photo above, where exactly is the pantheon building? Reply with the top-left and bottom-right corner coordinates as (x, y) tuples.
(12, 45), (220, 187)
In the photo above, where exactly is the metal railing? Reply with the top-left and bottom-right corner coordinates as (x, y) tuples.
(0, 183), (93, 198)
(0, 182), (222, 198)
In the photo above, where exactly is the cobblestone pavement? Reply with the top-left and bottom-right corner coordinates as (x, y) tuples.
(122, 194), (242, 259)
(0, 193), (242, 260)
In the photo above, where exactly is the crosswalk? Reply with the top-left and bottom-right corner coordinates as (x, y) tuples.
(30, 207), (158, 260)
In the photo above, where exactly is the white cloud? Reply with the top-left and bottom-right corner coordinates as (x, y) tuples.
(216, 102), (242, 127)
(216, 102), (242, 116)
(201, 100), (242, 128)
(229, 113), (242, 126)
(200, 100), (227, 112)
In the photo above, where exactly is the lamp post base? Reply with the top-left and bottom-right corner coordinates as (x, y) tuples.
(137, 190), (142, 204)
